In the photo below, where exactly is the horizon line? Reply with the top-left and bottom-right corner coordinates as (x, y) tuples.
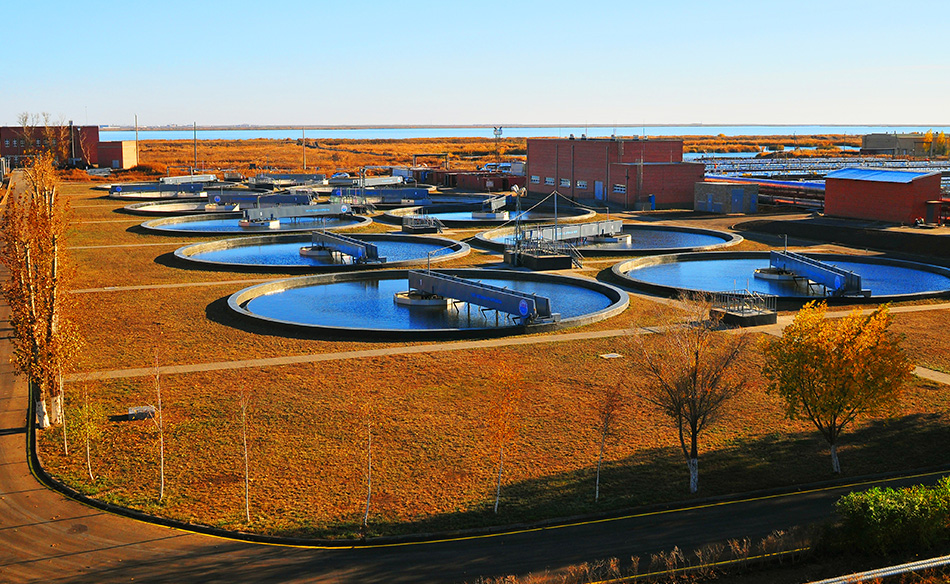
(99, 123), (950, 132)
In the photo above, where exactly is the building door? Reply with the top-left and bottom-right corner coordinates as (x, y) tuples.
(731, 189), (744, 213)
(594, 181), (604, 200)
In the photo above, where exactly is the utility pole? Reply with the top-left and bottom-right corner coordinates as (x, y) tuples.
(302, 129), (307, 170)
(493, 126), (502, 162)
(193, 122), (197, 174)
(134, 115), (139, 165)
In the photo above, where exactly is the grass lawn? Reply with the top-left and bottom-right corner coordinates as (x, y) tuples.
(36, 183), (950, 539)
(890, 308), (950, 373)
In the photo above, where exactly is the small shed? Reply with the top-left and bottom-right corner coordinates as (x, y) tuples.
(694, 182), (758, 214)
(97, 140), (138, 169)
(824, 168), (941, 224)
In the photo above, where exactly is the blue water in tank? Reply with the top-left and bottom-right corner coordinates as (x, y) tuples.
(626, 257), (950, 297)
(245, 277), (612, 330)
(427, 210), (562, 222)
(193, 240), (455, 267)
(151, 215), (364, 233)
(487, 227), (729, 250)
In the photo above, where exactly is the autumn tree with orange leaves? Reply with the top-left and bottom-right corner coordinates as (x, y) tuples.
(1, 152), (79, 427)
(763, 302), (914, 474)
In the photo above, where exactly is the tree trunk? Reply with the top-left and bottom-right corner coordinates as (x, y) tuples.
(241, 402), (250, 522)
(158, 423), (165, 502)
(36, 399), (50, 429)
(688, 424), (699, 493)
(595, 433), (606, 502)
(688, 458), (699, 493)
(494, 444), (505, 514)
(830, 443), (841, 474)
(59, 375), (67, 455)
(85, 432), (94, 482)
(363, 424), (372, 528)
(49, 393), (63, 425)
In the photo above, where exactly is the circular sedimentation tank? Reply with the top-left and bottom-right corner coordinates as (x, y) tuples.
(612, 251), (950, 302)
(477, 224), (742, 255)
(140, 213), (371, 235)
(175, 233), (470, 272)
(227, 269), (629, 339)
(107, 186), (207, 201)
(383, 205), (596, 226)
(123, 200), (241, 216)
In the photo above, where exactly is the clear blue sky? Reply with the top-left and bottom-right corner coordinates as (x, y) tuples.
(5, 0), (948, 127)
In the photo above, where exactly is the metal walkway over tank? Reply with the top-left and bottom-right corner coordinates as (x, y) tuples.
(407, 271), (557, 324)
(305, 231), (383, 263)
(519, 219), (624, 242)
(242, 202), (350, 223)
(482, 195), (507, 212)
(769, 251), (867, 296)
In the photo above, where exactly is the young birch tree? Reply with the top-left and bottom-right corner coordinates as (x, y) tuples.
(352, 383), (384, 534)
(353, 392), (375, 533)
(633, 295), (749, 494)
(77, 383), (103, 482)
(589, 379), (625, 503)
(487, 366), (524, 514)
(0, 152), (76, 428)
(762, 302), (913, 474)
(149, 351), (166, 502)
(239, 387), (251, 523)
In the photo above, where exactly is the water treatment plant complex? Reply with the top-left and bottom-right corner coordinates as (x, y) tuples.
(5, 128), (950, 584)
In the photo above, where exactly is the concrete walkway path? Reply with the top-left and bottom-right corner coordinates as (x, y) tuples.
(68, 302), (950, 384)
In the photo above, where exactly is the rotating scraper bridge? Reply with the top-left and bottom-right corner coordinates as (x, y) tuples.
(407, 270), (557, 325)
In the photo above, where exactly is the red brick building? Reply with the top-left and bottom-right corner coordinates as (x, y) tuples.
(824, 168), (942, 224)
(0, 125), (100, 166)
(97, 140), (138, 169)
(409, 168), (526, 192)
(525, 137), (705, 209)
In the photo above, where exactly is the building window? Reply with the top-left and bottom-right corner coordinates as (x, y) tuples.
(544, 177), (555, 186)
(559, 178), (571, 188)
(3, 140), (8, 148)
(576, 180), (588, 190)
(35, 139), (41, 146)
(613, 184), (627, 194)
(530, 175), (540, 184)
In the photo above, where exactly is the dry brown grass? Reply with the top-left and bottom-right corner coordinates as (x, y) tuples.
(36, 181), (950, 539)
(138, 137), (527, 176)
(70, 134), (876, 182)
(891, 309), (950, 373)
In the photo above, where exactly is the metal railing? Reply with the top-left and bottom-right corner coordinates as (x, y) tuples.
(712, 289), (777, 315)
(402, 214), (445, 232)
(509, 239), (584, 268)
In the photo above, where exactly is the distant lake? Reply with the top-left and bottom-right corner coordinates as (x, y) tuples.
(99, 125), (948, 141)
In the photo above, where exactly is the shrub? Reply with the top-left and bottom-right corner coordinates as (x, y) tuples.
(129, 162), (166, 176)
(833, 476), (950, 554)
